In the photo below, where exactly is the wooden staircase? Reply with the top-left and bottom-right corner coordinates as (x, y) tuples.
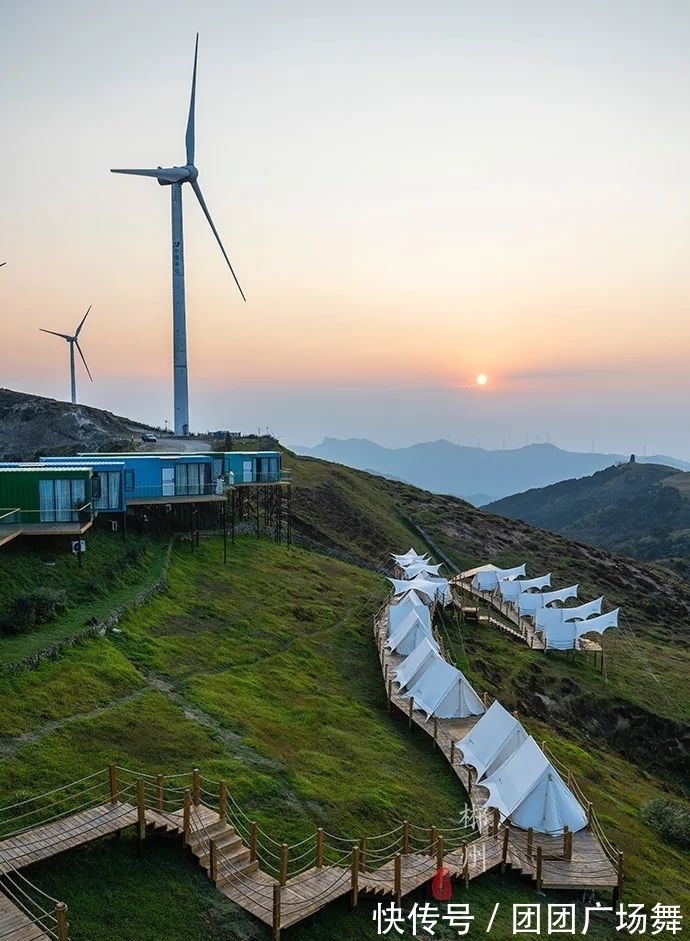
(185, 806), (260, 887)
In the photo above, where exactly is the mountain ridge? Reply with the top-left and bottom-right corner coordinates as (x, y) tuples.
(289, 435), (690, 503)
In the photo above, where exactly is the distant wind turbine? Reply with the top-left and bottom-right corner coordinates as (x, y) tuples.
(0, 262), (6, 268)
(111, 33), (245, 437)
(40, 306), (93, 405)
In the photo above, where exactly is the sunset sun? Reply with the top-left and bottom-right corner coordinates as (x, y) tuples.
(476, 373), (488, 386)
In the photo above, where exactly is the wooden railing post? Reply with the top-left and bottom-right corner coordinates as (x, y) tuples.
(402, 820), (409, 854)
(408, 696), (414, 728)
(492, 808), (500, 836)
(436, 833), (444, 869)
(219, 780), (227, 822)
(429, 826), (437, 857)
(210, 839), (218, 884)
(526, 827), (534, 857)
(55, 902), (68, 941)
(432, 716), (438, 751)
(563, 825), (571, 861)
(279, 844), (288, 886)
(501, 824), (511, 873)
(156, 774), (164, 811)
(307, 827), (320, 870)
(108, 764), (118, 805)
(394, 853), (402, 904)
(137, 778), (146, 843)
(250, 822), (257, 863)
(350, 846), (359, 908)
(617, 851), (624, 899)
(536, 845), (543, 891)
(483, 691), (489, 708)
(272, 883), (281, 941)
(192, 768), (200, 807)
(387, 678), (392, 702)
(587, 801), (594, 828)
(183, 789), (191, 847)
(359, 836), (367, 873)
(450, 740), (455, 765)
(567, 769), (573, 791)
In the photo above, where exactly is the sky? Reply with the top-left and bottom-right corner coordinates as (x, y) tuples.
(2, 0), (690, 456)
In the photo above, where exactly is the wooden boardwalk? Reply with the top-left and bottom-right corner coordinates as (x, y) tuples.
(451, 580), (547, 650)
(376, 605), (620, 894)
(0, 587), (622, 941)
(0, 888), (53, 941)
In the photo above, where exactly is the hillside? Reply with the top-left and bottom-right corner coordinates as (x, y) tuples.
(0, 395), (689, 937)
(290, 436), (690, 503)
(0, 388), (155, 460)
(485, 461), (690, 572)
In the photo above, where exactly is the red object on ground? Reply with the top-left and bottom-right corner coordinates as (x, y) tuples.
(431, 866), (452, 901)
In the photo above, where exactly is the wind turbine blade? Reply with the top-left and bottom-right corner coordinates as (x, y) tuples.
(75, 341), (93, 382)
(191, 179), (246, 302)
(0, 262), (6, 267)
(75, 305), (92, 337)
(111, 167), (189, 183)
(40, 329), (72, 340)
(185, 33), (199, 166)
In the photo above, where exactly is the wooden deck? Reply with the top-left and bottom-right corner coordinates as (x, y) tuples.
(0, 888), (52, 941)
(18, 520), (93, 537)
(0, 526), (22, 547)
(0, 803), (138, 875)
(126, 493), (226, 506)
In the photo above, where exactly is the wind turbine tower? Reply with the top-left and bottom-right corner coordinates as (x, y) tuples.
(40, 306), (94, 405)
(111, 33), (245, 437)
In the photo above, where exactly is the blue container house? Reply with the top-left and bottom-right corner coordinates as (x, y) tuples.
(40, 458), (126, 513)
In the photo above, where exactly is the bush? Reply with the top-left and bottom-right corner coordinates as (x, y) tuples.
(1, 587), (69, 635)
(641, 797), (690, 846)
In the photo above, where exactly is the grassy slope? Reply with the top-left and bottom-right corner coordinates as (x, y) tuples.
(0, 452), (688, 938)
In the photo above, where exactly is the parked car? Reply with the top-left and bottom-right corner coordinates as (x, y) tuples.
(141, 433), (158, 442)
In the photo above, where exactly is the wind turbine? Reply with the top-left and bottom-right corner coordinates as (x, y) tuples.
(40, 307), (93, 405)
(111, 33), (245, 437)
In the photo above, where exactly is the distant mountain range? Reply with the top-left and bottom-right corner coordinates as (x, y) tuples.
(289, 437), (690, 504)
(485, 461), (690, 571)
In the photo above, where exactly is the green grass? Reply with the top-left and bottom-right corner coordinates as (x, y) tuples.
(0, 455), (688, 941)
(0, 530), (169, 663)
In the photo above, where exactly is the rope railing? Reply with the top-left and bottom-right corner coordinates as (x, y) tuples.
(0, 869), (68, 941)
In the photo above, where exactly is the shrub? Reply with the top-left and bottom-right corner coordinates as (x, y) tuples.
(641, 797), (690, 846)
(1, 587), (69, 635)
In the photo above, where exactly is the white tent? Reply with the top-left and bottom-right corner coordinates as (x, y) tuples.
(500, 574), (550, 602)
(392, 548), (428, 565)
(388, 576), (451, 606)
(474, 564), (526, 591)
(535, 597), (603, 631)
(456, 701), (529, 781)
(543, 609), (619, 650)
(387, 610), (435, 656)
(481, 737), (588, 834)
(517, 583), (576, 616)
(405, 656), (485, 719)
(400, 561), (444, 579)
(387, 600), (432, 636)
(393, 636), (440, 690)
(392, 589), (428, 609)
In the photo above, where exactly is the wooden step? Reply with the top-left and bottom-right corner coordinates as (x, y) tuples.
(196, 835), (245, 868)
(187, 820), (234, 849)
(216, 858), (260, 887)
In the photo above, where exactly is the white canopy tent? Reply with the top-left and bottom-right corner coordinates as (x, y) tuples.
(392, 549), (428, 565)
(388, 576), (451, 606)
(393, 636), (440, 691)
(500, 574), (551, 602)
(518, 583), (577, 616)
(474, 564), (526, 591)
(405, 656), (485, 720)
(400, 561), (444, 579)
(392, 589), (428, 610)
(387, 610), (436, 656)
(535, 597), (603, 631)
(456, 701), (529, 781)
(543, 609), (619, 650)
(387, 600), (432, 636)
(481, 737), (588, 834)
